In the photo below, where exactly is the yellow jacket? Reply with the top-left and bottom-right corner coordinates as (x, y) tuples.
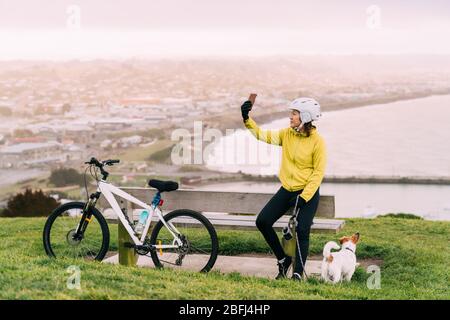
(244, 117), (327, 202)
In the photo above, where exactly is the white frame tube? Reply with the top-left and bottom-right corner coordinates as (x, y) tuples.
(98, 180), (181, 248)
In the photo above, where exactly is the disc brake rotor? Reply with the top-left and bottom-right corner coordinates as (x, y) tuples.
(66, 229), (81, 246)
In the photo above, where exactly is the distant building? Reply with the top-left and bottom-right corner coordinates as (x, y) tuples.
(121, 97), (161, 105)
(143, 115), (167, 121)
(27, 123), (95, 144)
(10, 136), (47, 144)
(91, 119), (133, 131)
(63, 144), (85, 162)
(119, 135), (143, 147)
(63, 125), (95, 144)
(100, 139), (112, 149)
(0, 141), (65, 168)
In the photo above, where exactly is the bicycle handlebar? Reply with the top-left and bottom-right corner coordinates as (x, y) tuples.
(84, 157), (120, 167)
(104, 159), (120, 166)
(84, 157), (120, 180)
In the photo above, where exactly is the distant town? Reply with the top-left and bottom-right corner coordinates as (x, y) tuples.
(1, 56), (450, 204)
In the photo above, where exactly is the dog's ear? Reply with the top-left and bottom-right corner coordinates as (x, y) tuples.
(351, 232), (360, 244)
(339, 236), (350, 244)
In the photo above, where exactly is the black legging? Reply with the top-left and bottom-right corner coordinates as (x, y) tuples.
(256, 186), (320, 274)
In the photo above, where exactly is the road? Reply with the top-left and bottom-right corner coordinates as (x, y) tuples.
(0, 169), (47, 187)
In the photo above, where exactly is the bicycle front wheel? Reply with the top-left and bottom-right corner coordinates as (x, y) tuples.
(149, 209), (218, 273)
(43, 201), (110, 261)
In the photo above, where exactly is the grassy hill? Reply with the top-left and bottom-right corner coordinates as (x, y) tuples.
(0, 216), (448, 299)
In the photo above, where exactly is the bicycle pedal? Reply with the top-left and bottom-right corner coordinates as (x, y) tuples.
(123, 242), (135, 248)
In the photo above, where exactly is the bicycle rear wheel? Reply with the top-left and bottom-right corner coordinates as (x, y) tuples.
(43, 201), (110, 261)
(149, 209), (218, 273)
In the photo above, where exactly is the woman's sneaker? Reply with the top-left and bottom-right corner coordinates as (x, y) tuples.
(275, 256), (292, 279)
(292, 272), (303, 281)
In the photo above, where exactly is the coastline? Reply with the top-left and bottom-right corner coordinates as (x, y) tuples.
(188, 172), (450, 187)
(189, 91), (450, 187)
(3, 91), (450, 205)
(200, 89), (450, 133)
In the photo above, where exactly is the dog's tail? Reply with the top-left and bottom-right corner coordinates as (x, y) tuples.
(323, 241), (340, 263)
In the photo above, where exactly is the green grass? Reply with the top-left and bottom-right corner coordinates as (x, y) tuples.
(0, 174), (50, 201)
(0, 216), (448, 299)
(0, 176), (85, 203)
(147, 145), (174, 163)
(119, 139), (174, 162)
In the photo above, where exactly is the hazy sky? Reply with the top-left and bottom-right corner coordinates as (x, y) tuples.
(1, 0), (449, 59)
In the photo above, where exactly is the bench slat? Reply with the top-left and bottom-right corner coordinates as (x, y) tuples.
(98, 187), (335, 218)
(121, 211), (341, 223)
(106, 216), (345, 233)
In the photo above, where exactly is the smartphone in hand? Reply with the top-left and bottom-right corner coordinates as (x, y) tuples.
(248, 93), (257, 106)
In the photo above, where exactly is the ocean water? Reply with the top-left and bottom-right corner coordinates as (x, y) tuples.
(206, 94), (450, 177)
(194, 181), (450, 220)
(203, 95), (450, 220)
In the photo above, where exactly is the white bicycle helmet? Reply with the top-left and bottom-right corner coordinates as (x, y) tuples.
(288, 97), (322, 123)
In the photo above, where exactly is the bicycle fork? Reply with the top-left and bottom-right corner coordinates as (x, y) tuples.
(74, 191), (101, 240)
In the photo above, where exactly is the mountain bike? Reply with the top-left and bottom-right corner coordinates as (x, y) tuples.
(43, 157), (219, 272)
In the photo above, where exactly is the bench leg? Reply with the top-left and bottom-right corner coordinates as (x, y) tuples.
(118, 221), (138, 266)
(118, 200), (137, 266)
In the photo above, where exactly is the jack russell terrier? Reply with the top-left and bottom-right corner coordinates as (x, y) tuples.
(321, 232), (360, 283)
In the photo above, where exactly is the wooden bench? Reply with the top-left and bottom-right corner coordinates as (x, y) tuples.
(97, 187), (344, 265)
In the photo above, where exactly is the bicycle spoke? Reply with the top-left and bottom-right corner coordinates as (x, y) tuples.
(157, 258), (181, 266)
(47, 206), (106, 261)
(189, 245), (211, 255)
(149, 211), (218, 272)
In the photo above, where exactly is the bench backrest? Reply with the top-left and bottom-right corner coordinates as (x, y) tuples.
(98, 188), (335, 218)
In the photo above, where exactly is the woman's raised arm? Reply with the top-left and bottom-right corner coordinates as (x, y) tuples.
(244, 117), (286, 146)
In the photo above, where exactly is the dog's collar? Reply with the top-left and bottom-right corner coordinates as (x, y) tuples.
(345, 247), (355, 253)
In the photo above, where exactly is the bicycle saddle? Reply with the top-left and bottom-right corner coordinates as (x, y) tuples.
(148, 179), (179, 192)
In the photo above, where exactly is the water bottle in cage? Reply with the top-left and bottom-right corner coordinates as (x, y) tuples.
(135, 210), (149, 235)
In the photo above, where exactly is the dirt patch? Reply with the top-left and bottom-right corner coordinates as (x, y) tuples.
(105, 251), (383, 269)
(104, 251), (118, 259)
(235, 253), (383, 267)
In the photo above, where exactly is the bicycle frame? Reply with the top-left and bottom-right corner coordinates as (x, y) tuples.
(96, 180), (182, 249)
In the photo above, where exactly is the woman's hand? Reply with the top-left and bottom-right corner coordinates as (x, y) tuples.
(297, 196), (307, 208)
(241, 100), (253, 121)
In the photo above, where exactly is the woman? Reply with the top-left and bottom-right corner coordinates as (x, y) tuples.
(241, 97), (327, 281)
